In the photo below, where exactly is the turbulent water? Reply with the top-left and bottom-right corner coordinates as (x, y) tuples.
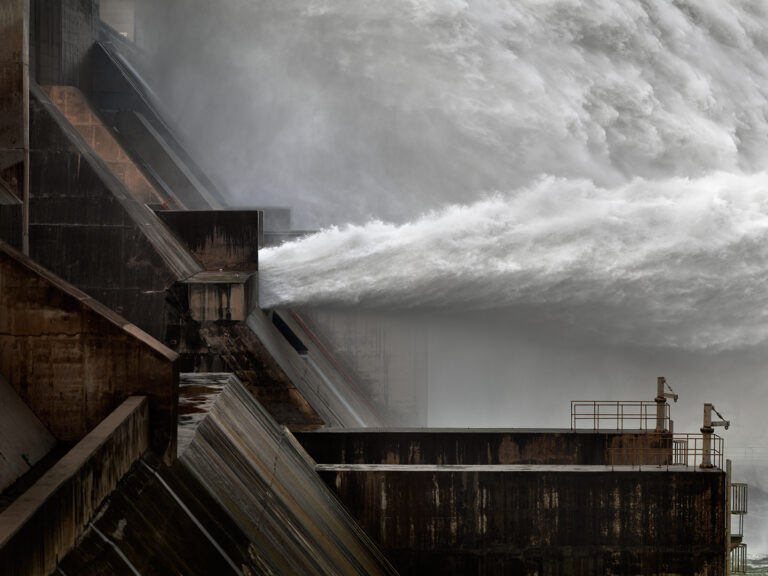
(139, 0), (768, 552)
(249, 0), (768, 350)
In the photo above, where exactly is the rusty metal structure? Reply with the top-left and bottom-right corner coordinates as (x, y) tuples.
(0, 1), (752, 575)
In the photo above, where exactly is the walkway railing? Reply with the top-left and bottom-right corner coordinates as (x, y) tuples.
(730, 543), (747, 574)
(571, 400), (669, 431)
(606, 432), (724, 470)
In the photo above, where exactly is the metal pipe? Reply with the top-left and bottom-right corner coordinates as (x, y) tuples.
(22, 0), (29, 255)
(655, 376), (677, 433)
(701, 403), (729, 468)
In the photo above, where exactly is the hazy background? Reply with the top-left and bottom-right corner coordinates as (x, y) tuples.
(129, 0), (768, 554)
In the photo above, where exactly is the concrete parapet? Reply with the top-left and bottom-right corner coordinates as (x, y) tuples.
(0, 240), (178, 459)
(0, 395), (149, 576)
(297, 429), (665, 466)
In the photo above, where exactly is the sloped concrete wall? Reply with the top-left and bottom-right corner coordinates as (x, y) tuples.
(28, 83), (201, 340)
(0, 375), (56, 494)
(57, 374), (398, 576)
(0, 240), (177, 458)
(181, 374), (398, 575)
(0, 396), (148, 576)
(42, 84), (162, 204)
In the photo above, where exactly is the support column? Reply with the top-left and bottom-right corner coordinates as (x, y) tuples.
(701, 402), (714, 468)
(0, 0), (29, 254)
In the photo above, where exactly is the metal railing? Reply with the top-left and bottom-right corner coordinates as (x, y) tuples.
(731, 483), (748, 514)
(606, 433), (724, 470)
(571, 400), (669, 431)
(729, 446), (768, 461)
(731, 514), (745, 540)
(730, 543), (747, 574)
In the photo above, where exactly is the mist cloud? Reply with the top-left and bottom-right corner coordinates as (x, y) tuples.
(136, 0), (768, 227)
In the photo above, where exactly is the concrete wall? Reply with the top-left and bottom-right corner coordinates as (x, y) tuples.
(30, 0), (97, 87)
(0, 395), (149, 576)
(297, 429), (666, 466)
(319, 465), (727, 576)
(301, 309), (429, 426)
(182, 272), (257, 323)
(42, 84), (162, 204)
(0, 185), (22, 250)
(183, 322), (325, 429)
(28, 83), (201, 340)
(88, 40), (227, 210)
(0, 240), (177, 458)
(0, 0), (27, 174)
(157, 210), (261, 271)
(58, 375), (398, 575)
(247, 309), (385, 428)
(0, 375), (56, 494)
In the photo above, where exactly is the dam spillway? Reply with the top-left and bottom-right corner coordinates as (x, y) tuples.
(0, 0), (759, 574)
(56, 373), (397, 576)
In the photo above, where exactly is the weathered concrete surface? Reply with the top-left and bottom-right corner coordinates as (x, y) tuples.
(0, 0), (27, 171)
(58, 374), (399, 576)
(42, 84), (163, 204)
(0, 396), (149, 576)
(247, 309), (384, 428)
(180, 271), (257, 323)
(28, 82), (202, 340)
(0, 182), (22, 249)
(176, 374), (398, 575)
(297, 429), (669, 466)
(0, 374), (56, 495)
(30, 0), (96, 87)
(300, 309), (429, 426)
(157, 210), (261, 271)
(0, 239), (177, 458)
(88, 38), (226, 210)
(0, 0), (29, 254)
(319, 464), (726, 576)
(181, 322), (324, 430)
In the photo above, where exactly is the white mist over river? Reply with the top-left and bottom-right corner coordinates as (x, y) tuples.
(138, 0), (768, 554)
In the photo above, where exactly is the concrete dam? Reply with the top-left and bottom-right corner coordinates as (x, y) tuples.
(0, 1), (756, 574)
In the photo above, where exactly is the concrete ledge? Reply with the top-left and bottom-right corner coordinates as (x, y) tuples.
(0, 396), (149, 576)
(296, 429), (666, 466)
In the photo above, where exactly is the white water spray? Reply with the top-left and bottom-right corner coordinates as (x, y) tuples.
(141, 0), (768, 554)
(262, 171), (768, 350)
(246, 0), (768, 351)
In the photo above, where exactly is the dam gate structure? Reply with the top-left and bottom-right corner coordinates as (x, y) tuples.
(0, 1), (751, 574)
